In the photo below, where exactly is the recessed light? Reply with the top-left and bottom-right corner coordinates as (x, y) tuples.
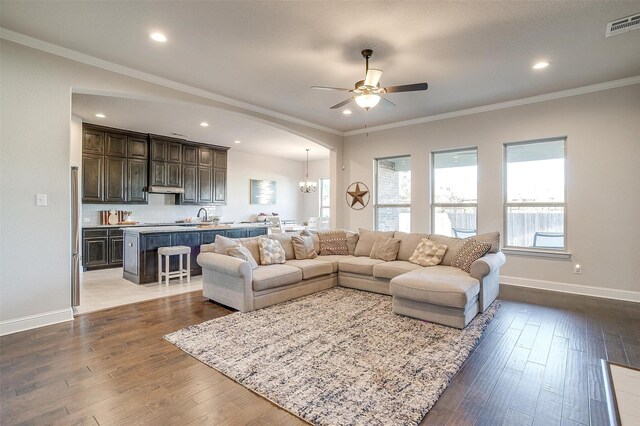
(533, 61), (550, 70)
(234, 140), (241, 144)
(342, 109), (352, 115)
(150, 32), (167, 42)
(200, 122), (209, 127)
(95, 113), (106, 118)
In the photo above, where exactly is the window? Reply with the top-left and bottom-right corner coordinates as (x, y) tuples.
(432, 148), (478, 237)
(375, 156), (411, 232)
(319, 178), (330, 218)
(504, 138), (566, 250)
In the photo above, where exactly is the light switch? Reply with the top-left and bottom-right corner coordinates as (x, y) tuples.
(36, 194), (47, 206)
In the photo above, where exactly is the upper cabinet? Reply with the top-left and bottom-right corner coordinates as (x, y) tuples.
(82, 124), (148, 204)
(178, 143), (228, 205)
(149, 135), (184, 187)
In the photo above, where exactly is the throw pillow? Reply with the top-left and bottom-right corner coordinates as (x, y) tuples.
(343, 230), (359, 256)
(257, 237), (286, 265)
(354, 229), (395, 257)
(291, 234), (318, 259)
(268, 233), (295, 260)
(214, 234), (238, 255)
(469, 231), (501, 253)
(369, 237), (401, 261)
(394, 232), (430, 261)
(408, 238), (448, 266)
(318, 230), (349, 255)
(227, 246), (259, 269)
(236, 237), (261, 264)
(451, 239), (492, 273)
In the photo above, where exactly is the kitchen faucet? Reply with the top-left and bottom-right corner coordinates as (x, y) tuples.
(197, 208), (208, 222)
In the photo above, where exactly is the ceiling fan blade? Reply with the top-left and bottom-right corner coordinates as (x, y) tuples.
(364, 69), (383, 87)
(330, 97), (355, 109)
(383, 82), (429, 93)
(311, 86), (352, 92)
(380, 97), (397, 110)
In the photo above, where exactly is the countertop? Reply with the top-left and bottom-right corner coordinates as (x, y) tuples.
(122, 223), (269, 234)
(83, 222), (260, 229)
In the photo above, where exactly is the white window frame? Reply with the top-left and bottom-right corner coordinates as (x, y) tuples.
(430, 147), (478, 235)
(503, 137), (568, 256)
(374, 155), (411, 232)
(319, 177), (330, 218)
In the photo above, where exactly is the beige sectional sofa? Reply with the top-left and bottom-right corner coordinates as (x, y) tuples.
(197, 230), (506, 329)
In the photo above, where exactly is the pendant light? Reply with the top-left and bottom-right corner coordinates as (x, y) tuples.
(299, 149), (317, 193)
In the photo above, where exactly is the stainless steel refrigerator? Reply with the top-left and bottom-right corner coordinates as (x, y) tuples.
(71, 166), (81, 307)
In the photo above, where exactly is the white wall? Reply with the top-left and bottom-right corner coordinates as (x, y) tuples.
(81, 150), (305, 225)
(0, 40), (342, 333)
(343, 85), (640, 297)
(300, 158), (330, 222)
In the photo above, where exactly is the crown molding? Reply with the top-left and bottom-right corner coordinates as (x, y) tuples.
(344, 75), (640, 136)
(0, 28), (343, 137)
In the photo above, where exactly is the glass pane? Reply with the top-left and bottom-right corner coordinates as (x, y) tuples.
(377, 157), (411, 204)
(320, 207), (330, 218)
(320, 178), (330, 209)
(433, 206), (477, 237)
(376, 207), (410, 233)
(506, 206), (564, 249)
(506, 140), (565, 203)
(433, 149), (477, 204)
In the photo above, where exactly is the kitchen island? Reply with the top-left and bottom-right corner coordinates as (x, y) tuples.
(122, 224), (268, 284)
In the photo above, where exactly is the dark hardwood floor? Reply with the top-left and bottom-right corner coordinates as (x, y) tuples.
(1, 286), (638, 425)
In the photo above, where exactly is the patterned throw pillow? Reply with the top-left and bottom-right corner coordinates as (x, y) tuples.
(451, 239), (492, 273)
(291, 234), (318, 259)
(227, 245), (259, 269)
(369, 237), (401, 261)
(318, 230), (349, 255)
(258, 237), (286, 265)
(409, 238), (448, 267)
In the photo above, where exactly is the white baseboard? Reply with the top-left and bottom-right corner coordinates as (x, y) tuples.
(500, 275), (640, 303)
(0, 308), (74, 336)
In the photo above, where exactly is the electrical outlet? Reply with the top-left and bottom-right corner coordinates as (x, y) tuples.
(574, 264), (582, 274)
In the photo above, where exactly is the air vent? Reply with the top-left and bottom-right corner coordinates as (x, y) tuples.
(606, 13), (640, 37)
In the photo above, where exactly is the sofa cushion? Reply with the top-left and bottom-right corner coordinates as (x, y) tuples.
(258, 238), (286, 265)
(427, 234), (466, 266)
(214, 234), (238, 255)
(291, 234), (318, 260)
(409, 239), (448, 267)
(372, 260), (423, 280)
(285, 259), (333, 279)
(369, 237), (401, 261)
(268, 233), (295, 260)
(227, 246), (258, 269)
(394, 232), (429, 261)
(470, 232), (500, 253)
(318, 230), (349, 255)
(237, 237), (261, 264)
(252, 264), (302, 291)
(338, 257), (386, 276)
(451, 240), (492, 273)
(354, 229), (395, 257)
(315, 255), (354, 273)
(390, 266), (480, 308)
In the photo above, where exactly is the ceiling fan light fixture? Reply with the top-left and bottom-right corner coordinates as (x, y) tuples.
(355, 94), (381, 109)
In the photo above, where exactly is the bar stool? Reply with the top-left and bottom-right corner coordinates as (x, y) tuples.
(157, 245), (191, 285)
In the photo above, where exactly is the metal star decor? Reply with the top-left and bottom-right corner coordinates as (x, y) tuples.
(346, 182), (370, 210)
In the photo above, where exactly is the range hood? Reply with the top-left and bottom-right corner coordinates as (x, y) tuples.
(147, 185), (184, 194)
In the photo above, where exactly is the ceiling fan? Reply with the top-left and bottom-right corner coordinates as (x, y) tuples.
(312, 49), (428, 110)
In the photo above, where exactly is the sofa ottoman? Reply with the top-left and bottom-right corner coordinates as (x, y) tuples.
(390, 266), (481, 329)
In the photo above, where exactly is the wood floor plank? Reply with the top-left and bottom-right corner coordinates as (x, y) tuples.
(509, 362), (545, 418)
(541, 335), (569, 395)
(561, 349), (589, 425)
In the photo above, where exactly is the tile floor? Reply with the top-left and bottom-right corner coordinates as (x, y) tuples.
(75, 267), (203, 315)
(610, 364), (640, 425)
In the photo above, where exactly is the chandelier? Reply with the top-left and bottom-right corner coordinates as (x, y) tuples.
(299, 149), (317, 193)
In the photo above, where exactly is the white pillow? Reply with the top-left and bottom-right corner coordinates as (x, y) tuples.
(257, 237), (286, 265)
(408, 238), (448, 267)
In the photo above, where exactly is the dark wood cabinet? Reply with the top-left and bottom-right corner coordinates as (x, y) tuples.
(150, 161), (166, 186)
(83, 235), (108, 268)
(105, 133), (127, 157)
(183, 145), (197, 165)
(104, 156), (127, 203)
(167, 163), (181, 187)
(180, 165), (197, 204)
(199, 147), (213, 166)
(127, 159), (148, 203)
(214, 150), (227, 168)
(82, 124), (148, 204)
(109, 236), (124, 265)
(82, 228), (126, 270)
(198, 167), (213, 204)
(151, 139), (167, 161)
(168, 143), (182, 163)
(82, 154), (103, 203)
(213, 168), (226, 203)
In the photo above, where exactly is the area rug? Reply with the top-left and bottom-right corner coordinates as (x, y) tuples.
(165, 288), (500, 426)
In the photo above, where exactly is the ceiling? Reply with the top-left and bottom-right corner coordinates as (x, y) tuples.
(72, 94), (330, 161)
(2, 1), (640, 133)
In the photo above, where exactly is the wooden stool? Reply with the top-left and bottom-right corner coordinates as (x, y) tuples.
(157, 245), (191, 285)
